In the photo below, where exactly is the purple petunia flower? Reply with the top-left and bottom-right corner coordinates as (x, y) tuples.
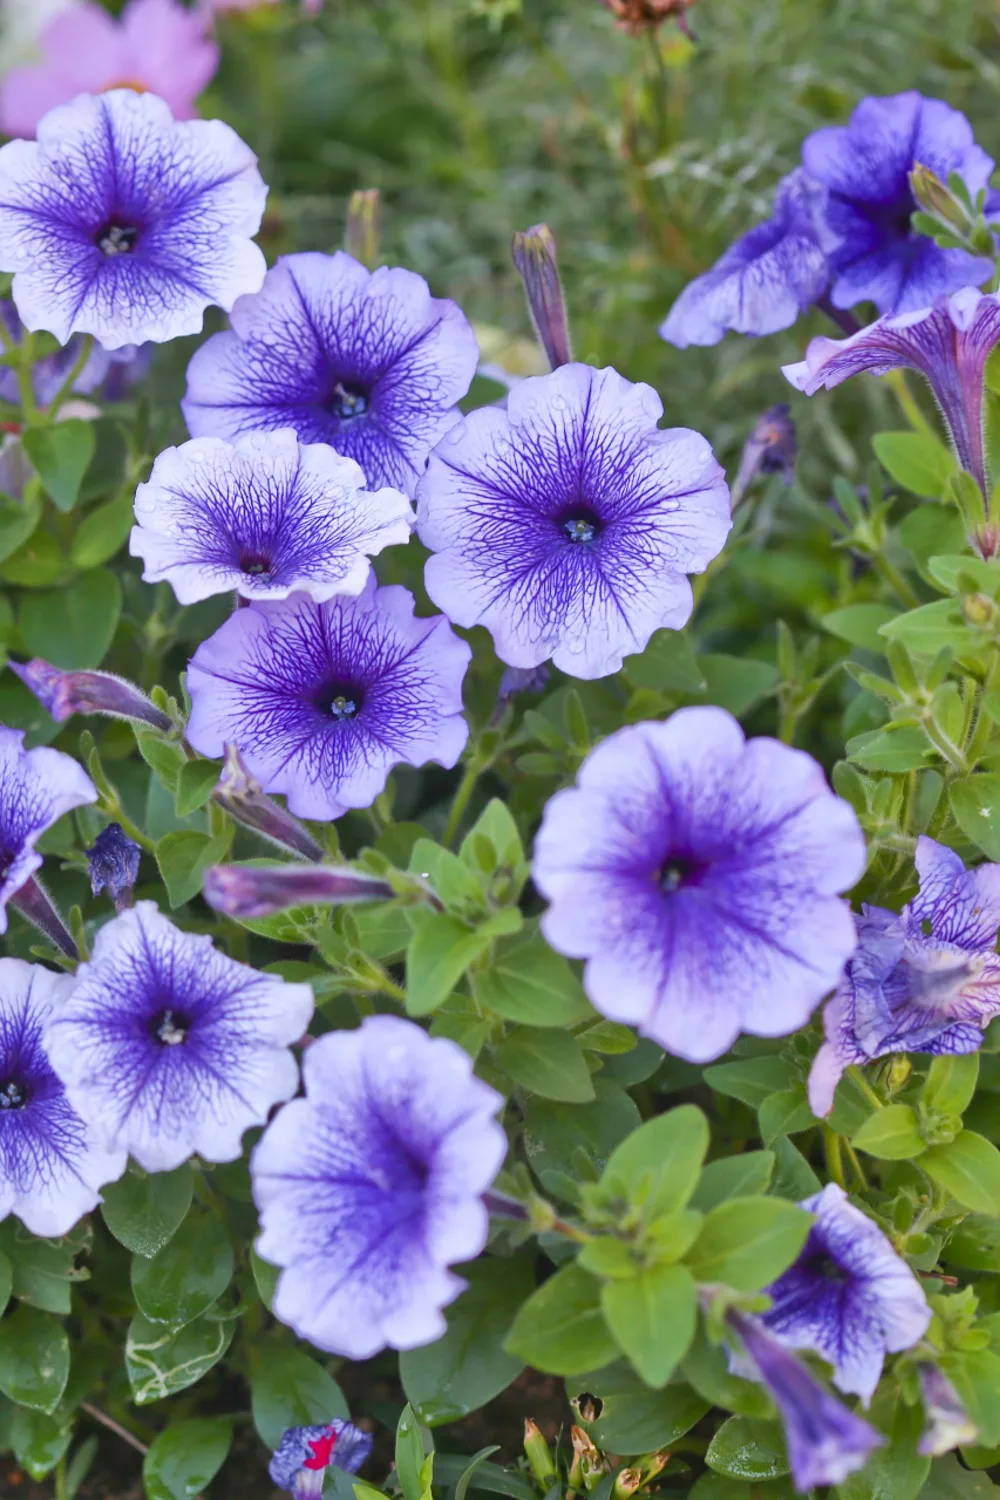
(269, 1419), (373, 1496)
(917, 1363), (978, 1456)
(0, 958), (126, 1236)
(0, 298), (135, 407)
(659, 171), (830, 348)
(12, 658), (173, 732)
(802, 92), (994, 316)
(533, 707), (865, 1061)
(185, 577), (471, 822)
(727, 1309), (884, 1493)
(809, 837), (1000, 1118)
(0, 90), (266, 349)
(251, 1014), (506, 1359)
(44, 902), (313, 1172)
(0, 725), (96, 936)
(86, 824), (141, 912)
(784, 287), (1000, 502)
(182, 251), (478, 497)
(749, 1183), (930, 1402)
(130, 428), (413, 605)
(416, 363), (731, 680)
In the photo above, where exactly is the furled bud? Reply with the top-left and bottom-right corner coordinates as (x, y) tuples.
(524, 1420), (557, 1487)
(511, 224), (572, 371)
(213, 743), (324, 862)
(909, 164), (968, 233)
(11, 659), (173, 733)
(345, 188), (381, 270)
(203, 862), (394, 920)
(917, 1362), (978, 1456)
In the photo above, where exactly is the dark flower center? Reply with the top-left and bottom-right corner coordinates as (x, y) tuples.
(96, 224), (139, 256)
(804, 1247), (849, 1284)
(659, 855), (704, 894)
(151, 1009), (189, 1046)
(325, 380), (370, 422)
(0, 1080), (27, 1111)
(240, 552), (271, 578)
(559, 508), (601, 545)
(317, 682), (363, 721)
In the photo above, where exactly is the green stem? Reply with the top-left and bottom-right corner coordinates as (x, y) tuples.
(55, 1456), (68, 1500)
(886, 368), (932, 435)
(98, 798), (156, 853)
(443, 759), (481, 848)
(823, 1126), (847, 1190)
(921, 713), (968, 774)
(843, 1138), (869, 1191)
(46, 334), (94, 419)
(847, 1064), (884, 1110)
(873, 551), (920, 610)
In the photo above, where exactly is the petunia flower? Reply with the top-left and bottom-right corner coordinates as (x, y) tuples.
(917, 1363), (978, 1457)
(0, 90), (267, 350)
(416, 362), (731, 680)
(86, 824), (141, 912)
(185, 577), (471, 822)
(0, 298), (135, 408)
(183, 251), (478, 497)
(809, 837), (1000, 1117)
(44, 902), (313, 1172)
(0, 957), (126, 1236)
(130, 428), (413, 606)
(251, 1014), (507, 1358)
(533, 706), (865, 1062)
(11, 658), (173, 732)
(269, 1419), (373, 1497)
(0, 0), (219, 140)
(801, 91), (994, 316)
(203, 863), (394, 920)
(660, 171), (830, 348)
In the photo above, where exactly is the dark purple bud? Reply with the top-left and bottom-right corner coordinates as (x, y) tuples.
(499, 664), (550, 703)
(511, 224), (572, 371)
(11, 659), (172, 733)
(87, 824), (141, 912)
(213, 743), (324, 862)
(731, 404), (797, 508)
(9, 875), (77, 959)
(917, 1362), (978, 1456)
(204, 863), (394, 920)
(269, 1420), (374, 1496)
(726, 1310), (883, 1493)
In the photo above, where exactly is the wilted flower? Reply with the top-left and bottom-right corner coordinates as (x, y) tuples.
(533, 707), (865, 1061)
(269, 1420), (373, 1497)
(0, 958), (126, 1236)
(183, 251), (478, 497)
(917, 1363), (978, 1456)
(252, 1014), (506, 1357)
(417, 362), (730, 679)
(45, 902), (313, 1172)
(204, 862), (394, 920)
(0, 725), (96, 938)
(0, 0), (219, 139)
(86, 824), (141, 912)
(809, 838), (1000, 1117)
(11, 659), (173, 732)
(599, 0), (696, 35)
(186, 578), (471, 822)
(731, 404), (797, 508)
(0, 90), (266, 349)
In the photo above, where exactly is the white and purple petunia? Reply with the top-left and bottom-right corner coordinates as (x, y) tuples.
(0, 724), (96, 935)
(917, 1364), (978, 1457)
(748, 1183), (930, 1403)
(660, 171), (830, 348)
(802, 91), (994, 317)
(416, 362), (731, 680)
(0, 958), (126, 1236)
(183, 251), (479, 497)
(130, 428), (414, 606)
(251, 1014), (507, 1359)
(809, 837), (1000, 1118)
(269, 1419), (373, 1497)
(533, 707), (865, 1062)
(185, 577), (471, 822)
(0, 89), (267, 349)
(44, 901), (313, 1172)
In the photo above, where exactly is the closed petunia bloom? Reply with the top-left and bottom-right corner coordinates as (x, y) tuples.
(183, 251), (479, 497)
(417, 363), (731, 680)
(0, 958), (126, 1236)
(185, 578), (471, 822)
(269, 1419), (373, 1496)
(0, 90), (267, 349)
(252, 1014), (507, 1358)
(130, 429), (413, 605)
(533, 707), (865, 1061)
(0, 725), (96, 935)
(44, 902), (313, 1172)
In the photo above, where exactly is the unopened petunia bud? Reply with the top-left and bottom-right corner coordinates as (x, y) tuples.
(345, 188), (381, 270)
(909, 163), (969, 234)
(87, 824), (141, 912)
(731, 404), (797, 508)
(511, 224), (572, 372)
(524, 1420), (557, 1487)
(917, 1362), (978, 1456)
(269, 1419), (374, 1496)
(213, 744), (324, 862)
(11, 659), (173, 733)
(204, 862), (394, 920)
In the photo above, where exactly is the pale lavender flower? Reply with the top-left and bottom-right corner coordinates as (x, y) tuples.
(11, 658), (173, 732)
(533, 707), (865, 1061)
(0, 725), (96, 935)
(0, 90), (266, 349)
(917, 1364), (978, 1456)
(809, 837), (1000, 1117)
(204, 862), (394, 920)
(0, 298), (127, 406)
(252, 1014), (506, 1358)
(269, 1420), (373, 1497)
(86, 824), (141, 912)
(44, 902), (313, 1172)
(183, 251), (478, 497)
(130, 428), (413, 606)
(0, 958), (126, 1236)
(186, 578), (471, 822)
(417, 362), (731, 680)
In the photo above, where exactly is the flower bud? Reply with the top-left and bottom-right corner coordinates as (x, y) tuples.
(213, 743), (324, 862)
(11, 659), (173, 733)
(524, 1420), (557, 1487)
(731, 404), (797, 508)
(909, 164), (969, 234)
(87, 823), (141, 912)
(599, 0), (697, 35)
(511, 224), (572, 371)
(917, 1363), (977, 1456)
(204, 862), (394, 920)
(345, 188), (381, 270)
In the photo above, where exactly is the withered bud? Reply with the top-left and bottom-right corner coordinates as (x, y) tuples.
(599, 0), (696, 37)
(345, 188), (381, 270)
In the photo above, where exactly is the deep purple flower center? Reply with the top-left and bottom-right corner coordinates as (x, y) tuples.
(151, 1008), (189, 1046)
(96, 223), (139, 257)
(559, 507), (601, 545)
(659, 855), (705, 894)
(240, 552), (272, 578)
(315, 683), (363, 721)
(801, 1245), (849, 1284)
(0, 1079), (27, 1111)
(325, 380), (370, 422)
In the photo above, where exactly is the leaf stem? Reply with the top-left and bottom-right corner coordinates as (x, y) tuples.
(46, 334), (94, 420)
(847, 1065), (884, 1110)
(80, 1402), (149, 1456)
(823, 1126), (847, 1190)
(443, 759), (481, 848)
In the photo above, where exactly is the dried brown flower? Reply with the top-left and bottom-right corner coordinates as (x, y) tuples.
(599, 0), (696, 36)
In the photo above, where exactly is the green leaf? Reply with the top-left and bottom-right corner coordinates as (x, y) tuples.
(835, 1386), (929, 1500)
(251, 1342), (348, 1450)
(18, 569), (121, 668)
(0, 494), (41, 565)
(472, 925), (592, 1028)
(706, 1417), (789, 1481)
(703, 1056), (797, 1109)
(689, 1479), (797, 1500)
(950, 778), (1000, 861)
(681, 1325), (773, 1419)
(823, 603), (899, 653)
(852, 1104), (927, 1160)
(685, 1196), (811, 1290)
(70, 493), (134, 569)
(503, 1264), (619, 1376)
(523, 1079), (641, 1183)
(940, 1351), (1000, 1447)
(947, 1216), (1000, 1271)
(601, 1104), (709, 1216)
(400, 1256), (535, 1425)
(459, 799), (525, 873)
(155, 828), (232, 908)
(923, 1054), (980, 1118)
(693, 655), (779, 718)
(873, 430), (957, 498)
(125, 1312), (235, 1404)
(0, 1253), (12, 1320)
(395, 1404), (428, 1500)
(600, 1263), (696, 1387)
(405, 912), (497, 1016)
(0, 1307), (69, 1412)
(758, 1089), (813, 1145)
(0, 1222), (89, 1314)
(494, 1026), (595, 1102)
(454, 1448), (502, 1500)
(625, 629), (706, 693)
(771, 1136), (821, 1200)
(926, 555), (1000, 598)
(847, 726), (935, 773)
(174, 759), (221, 819)
(691, 1152), (775, 1212)
(0, 528), (63, 587)
(919, 1456), (1000, 1497)
(922, 1131), (1000, 1214)
(22, 419), (95, 512)
(410, 839), (484, 910)
(142, 1418), (232, 1500)
(566, 1361), (709, 1454)
(10, 1408), (73, 1480)
(100, 1165), (192, 1258)
(250, 1250), (279, 1311)
(880, 599), (980, 657)
(134, 729), (187, 793)
(131, 1211), (233, 1327)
